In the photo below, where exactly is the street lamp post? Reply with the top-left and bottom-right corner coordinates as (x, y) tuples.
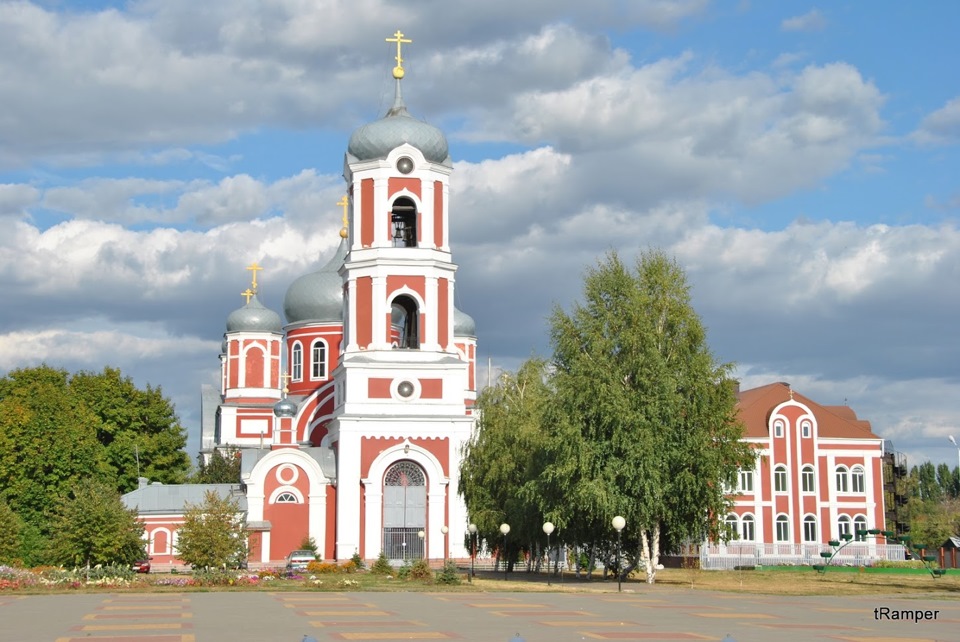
(440, 525), (449, 562)
(612, 515), (626, 593)
(468, 523), (477, 582)
(417, 530), (425, 560)
(499, 523), (510, 581)
(542, 521), (555, 586)
(950, 436), (960, 474)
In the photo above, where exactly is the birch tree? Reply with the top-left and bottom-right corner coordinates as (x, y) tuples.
(542, 250), (752, 583)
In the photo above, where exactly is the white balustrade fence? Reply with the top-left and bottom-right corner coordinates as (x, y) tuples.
(700, 542), (906, 570)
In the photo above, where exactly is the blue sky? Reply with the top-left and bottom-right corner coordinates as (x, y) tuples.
(1, 0), (958, 469)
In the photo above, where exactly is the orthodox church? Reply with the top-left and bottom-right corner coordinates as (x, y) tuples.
(124, 32), (478, 568)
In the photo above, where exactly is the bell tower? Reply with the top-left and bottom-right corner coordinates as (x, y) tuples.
(328, 31), (474, 561)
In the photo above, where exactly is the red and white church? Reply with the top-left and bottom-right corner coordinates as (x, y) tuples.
(124, 35), (478, 567)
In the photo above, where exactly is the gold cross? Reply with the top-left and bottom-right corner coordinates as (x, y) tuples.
(281, 372), (292, 395)
(337, 195), (349, 228)
(241, 288), (254, 304)
(246, 261), (263, 292)
(385, 30), (412, 79)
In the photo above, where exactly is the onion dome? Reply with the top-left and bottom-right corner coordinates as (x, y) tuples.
(283, 236), (349, 325)
(347, 81), (449, 164)
(273, 397), (298, 418)
(226, 294), (282, 333)
(453, 306), (476, 337)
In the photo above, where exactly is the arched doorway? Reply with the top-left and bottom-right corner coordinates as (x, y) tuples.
(383, 461), (426, 562)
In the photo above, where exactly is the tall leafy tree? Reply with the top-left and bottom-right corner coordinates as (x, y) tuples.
(459, 358), (553, 569)
(193, 448), (242, 484)
(540, 250), (752, 583)
(0, 499), (23, 564)
(0, 366), (111, 533)
(175, 491), (247, 569)
(49, 479), (145, 567)
(70, 367), (190, 491)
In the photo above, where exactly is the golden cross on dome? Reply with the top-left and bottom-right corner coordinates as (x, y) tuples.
(337, 195), (349, 228)
(246, 261), (263, 292)
(241, 288), (254, 304)
(281, 371), (292, 395)
(385, 30), (412, 79)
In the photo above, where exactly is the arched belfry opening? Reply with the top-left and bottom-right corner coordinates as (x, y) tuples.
(391, 196), (417, 247)
(382, 460), (426, 561)
(391, 295), (419, 349)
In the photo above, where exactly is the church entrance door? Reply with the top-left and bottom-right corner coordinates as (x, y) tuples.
(382, 461), (426, 563)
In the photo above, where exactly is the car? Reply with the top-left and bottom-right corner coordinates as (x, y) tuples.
(284, 550), (317, 574)
(132, 559), (151, 573)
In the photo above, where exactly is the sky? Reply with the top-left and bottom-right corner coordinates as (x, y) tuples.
(1, 0), (958, 470)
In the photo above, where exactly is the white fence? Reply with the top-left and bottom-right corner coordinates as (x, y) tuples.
(700, 542), (907, 570)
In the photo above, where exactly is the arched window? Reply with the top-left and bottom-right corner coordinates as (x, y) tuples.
(738, 469), (754, 493)
(803, 515), (818, 542)
(391, 295), (419, 349)
(775, 515), (790, 542)
(311, 340), (327, 380)
(741, 514), (755, 542)
(854, 515), (868, 540)
(851, 466), (865, 493)
(390, 196), (418, 247)
(773, 420), (784, 438)
(774, 465), (788, 493)
(801, 465), (816, 493)
(383, 461), (427, 560)
(835, 466), (849, 493)
(801, 420), (812, 438)
(291, 342), (303, 381)
(837, 514), (852, 539)
(274, 492), (298, 503)
(724, 514), (739, 540)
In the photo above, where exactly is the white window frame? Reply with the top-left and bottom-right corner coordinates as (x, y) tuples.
(740, 514), (755, 542)
(738, 469), (754, 493)
(724, 514), (739, 541)
(775, 515), (790, 542)
(803, 515), (818, 543)
(837, 514), (852, 539)
(291, 342), (303, 382)
(835, 466), (849, 493)
(801, 420), (812, 438)
(310, 339), (328, 381)
(854, 515), (868, 540)
(851, 466), (865, 493)
(774, 465), (788, 493)
(774, 420), (784, 438)
(801, 466), (816, 493)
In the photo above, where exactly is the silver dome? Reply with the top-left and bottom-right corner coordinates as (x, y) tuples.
(226, 295), (282, 333)
(273, 397), (298, 418)
(347, 83), (449, 164)
(453, 306), (476, 337)
(283, 237), (349, 325)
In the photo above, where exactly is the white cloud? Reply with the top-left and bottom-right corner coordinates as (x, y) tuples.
(0, 183), (40, 218)
(912, 96), (960, 145)
(781, 8), (827, 32)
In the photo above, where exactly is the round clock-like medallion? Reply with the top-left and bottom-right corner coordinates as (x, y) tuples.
(397, 156), (414, 174)
(397, 380), (415, 398)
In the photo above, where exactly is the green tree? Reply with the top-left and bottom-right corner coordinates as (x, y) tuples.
(174, 491), (247, 569)
(49, 479), (145, 567)
(459, 358), (553, 570)
(539, 250), (752, 583)
(0, 366), (112, 533)
(0, 499), (23, 564)
(193, 448), (241, 484)
(70, 367), (190, 491)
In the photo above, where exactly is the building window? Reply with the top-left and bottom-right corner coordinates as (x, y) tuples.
(311, 340), (327, 380)
(835, 466), (849, 493)
(275, 492), (298, 503)
(390, 196), (418, 247)
(774, 420), (784, 438)
(837, 514), (851, 539)
(851, 466), (865, 493)
(801, 420), (812, 438)
(801, 466), (816, 493)
(391, 295), (420, 349)
(803, 515), (818, 542)
(741, 514), (755, 542)
(291, 343), (303, 381)
(774, 465), (788, 493)
(724, 514), (739, 540)
(853, 515), (867, 540)
(776, 515), (790, 542)
(738, 469), (754, 493)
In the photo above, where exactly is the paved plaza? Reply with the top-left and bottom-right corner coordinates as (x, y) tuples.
(0, 587), (957, 642)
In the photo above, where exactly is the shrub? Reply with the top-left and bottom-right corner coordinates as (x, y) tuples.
(435, 560), (461, 585)
(307, 561), (339, 574)
(397, 560), (411, 579)
(351, 551), (366, 570)
(370, 552), (395, 576)
(873, 560), (928, 569)
(409, 558), (432, 581)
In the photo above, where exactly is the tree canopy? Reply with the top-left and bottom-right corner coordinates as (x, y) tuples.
(49, 479), (145, 567)
(459, 250), (753, 583)
(174, 490), (247, 569)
